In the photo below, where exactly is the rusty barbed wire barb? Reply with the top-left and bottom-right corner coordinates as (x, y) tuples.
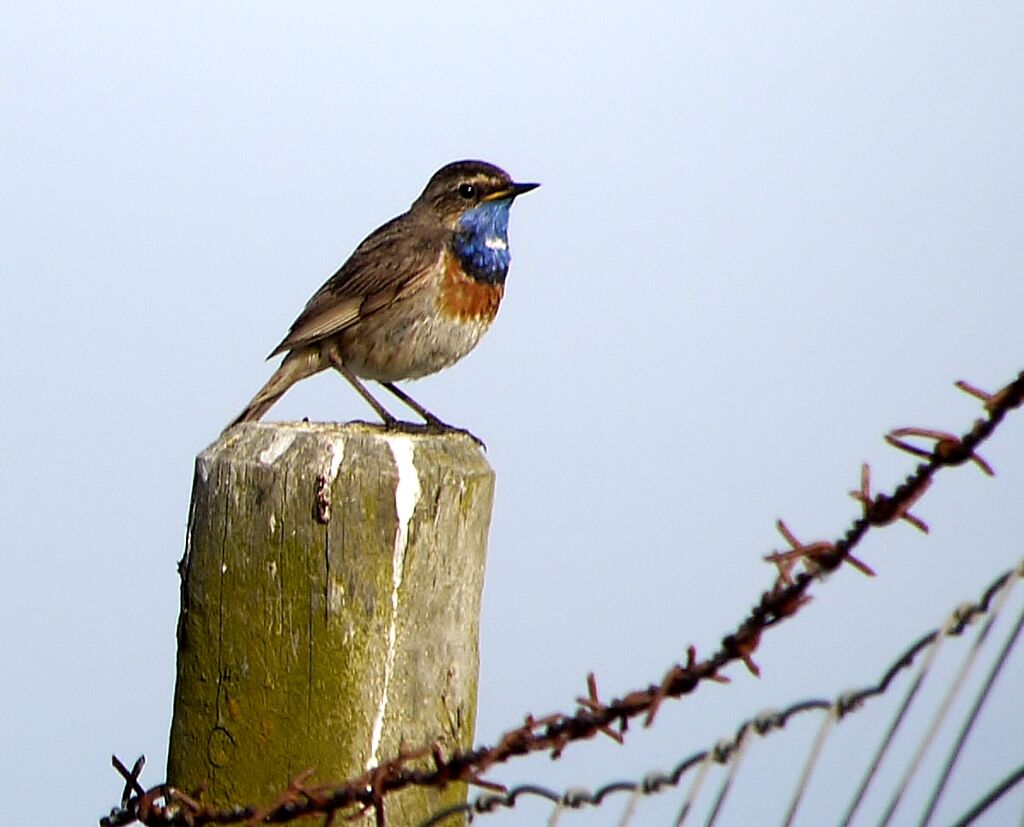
(246, 768), (321, 826)
(575, 673), (625, 744)
(101, 371), (1024, 827)
(727, 620), (764, 677)
(419, 559), (1023, 827)
(849, 462), (929, 533)
(113, 755), (147, 808)
(886, 427), (995, 476)
(644, 646), (730, 728)
(164, 788), (200, 816)
(954, 377), (1024, 415)
(955, 378), (992, 405)
(766, 519), (875, 580)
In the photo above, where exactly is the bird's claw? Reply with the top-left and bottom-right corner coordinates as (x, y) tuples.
(378, 418), (486, 450)
(424, 420), (487, 450)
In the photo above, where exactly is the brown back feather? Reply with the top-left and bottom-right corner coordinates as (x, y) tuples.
(269, 214), (444, 357)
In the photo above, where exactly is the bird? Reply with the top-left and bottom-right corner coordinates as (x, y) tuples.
(225, 160), (538, 436)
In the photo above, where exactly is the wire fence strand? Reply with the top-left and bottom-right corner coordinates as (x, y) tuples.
(878, 569), (1020, 826)
(918, 594), (1024, 827)
(101, 371), (1024, 827)
(781, 706), (835, 826)
(416, 560), (1023, 827)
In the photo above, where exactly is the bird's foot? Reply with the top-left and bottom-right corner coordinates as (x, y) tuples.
(422, 418), (487, 450)
(372, 417), (485, 449)
(381, 415), (484, 449)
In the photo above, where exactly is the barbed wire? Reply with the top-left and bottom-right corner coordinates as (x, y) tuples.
(418, 559), (1024, 826)
(101, 371), (1024, 827)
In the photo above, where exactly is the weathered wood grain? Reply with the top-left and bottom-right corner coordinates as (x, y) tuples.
(167, 422), (494, 824)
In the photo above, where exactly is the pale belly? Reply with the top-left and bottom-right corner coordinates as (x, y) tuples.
(336, 289), (495, 382)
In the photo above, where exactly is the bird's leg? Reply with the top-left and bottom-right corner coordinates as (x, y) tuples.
(380, 382), (486, 448)
(379, 382), (448, 428)
(326, 351), (398, 427)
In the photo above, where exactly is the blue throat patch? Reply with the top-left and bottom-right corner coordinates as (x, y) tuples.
(452, 199), (513, 284)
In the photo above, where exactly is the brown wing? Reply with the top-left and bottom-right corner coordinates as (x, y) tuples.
(268, 213), (443, 357)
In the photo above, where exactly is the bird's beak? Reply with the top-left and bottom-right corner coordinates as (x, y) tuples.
(484, 181), (540, 201)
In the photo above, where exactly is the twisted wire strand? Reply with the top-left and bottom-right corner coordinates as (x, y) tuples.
(782, 706), (836, 826)
(616, 776), (645, 827)
(877, 569), (1021, 826)
(837, 630), (943, 827)
(704, 726), (753, 827)
(946, 763), (1024, 827)
(918, 594), (1024, 827)
(418, 562), (1023, 827)
(839, 569), (1019, 826)
(674, 748), (717, 826)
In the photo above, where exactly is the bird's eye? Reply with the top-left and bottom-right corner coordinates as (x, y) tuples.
(458, 183), (476, 199)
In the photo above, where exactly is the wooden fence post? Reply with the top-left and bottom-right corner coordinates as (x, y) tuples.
(167, 422), (494, 825)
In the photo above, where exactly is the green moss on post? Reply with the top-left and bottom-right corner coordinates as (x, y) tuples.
(167, 422), (494, 825)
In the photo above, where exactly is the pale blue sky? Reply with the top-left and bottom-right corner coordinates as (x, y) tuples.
(2, 3), (1022, 825)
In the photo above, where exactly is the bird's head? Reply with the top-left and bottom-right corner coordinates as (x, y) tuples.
(414, 160), (539, 227)
(414, 160), (538, 284)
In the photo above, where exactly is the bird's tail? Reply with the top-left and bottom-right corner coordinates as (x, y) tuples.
(223, 346), (325, 433)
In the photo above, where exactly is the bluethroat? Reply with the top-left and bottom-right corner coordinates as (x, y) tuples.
(226, 160), (538, 434)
